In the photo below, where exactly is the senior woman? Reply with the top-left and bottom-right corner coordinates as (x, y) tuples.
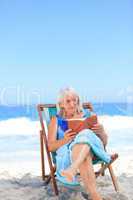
(48, 87), (110, 200)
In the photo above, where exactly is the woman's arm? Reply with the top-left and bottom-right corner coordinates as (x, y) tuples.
(91, 124), (108, 146)
(48, 116), (76, 152)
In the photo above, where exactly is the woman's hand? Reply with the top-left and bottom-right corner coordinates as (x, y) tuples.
(64, 129), (76, 143)
(91, 123), (104, 135)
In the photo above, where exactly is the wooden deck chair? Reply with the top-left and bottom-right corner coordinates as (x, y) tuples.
(37, 103), (119, 196)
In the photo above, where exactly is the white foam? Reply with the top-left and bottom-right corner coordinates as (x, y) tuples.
(0, 115), (133, 137)
(0, 117), (41, 136)
(98, 115), (133, 130)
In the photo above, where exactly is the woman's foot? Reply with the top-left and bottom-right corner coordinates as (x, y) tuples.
(110, 153), (118, 163)
(81, 192), (104, 200)
(61, 167), (76, 182)
(91, 193), (103, 200)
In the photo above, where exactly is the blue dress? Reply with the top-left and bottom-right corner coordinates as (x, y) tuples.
(55, 110), (111, 186)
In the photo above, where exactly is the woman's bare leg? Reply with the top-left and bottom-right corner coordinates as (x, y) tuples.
(79, 155), (102, 200)
(68, 144), (103, 200)
(61, 144), (90, 181)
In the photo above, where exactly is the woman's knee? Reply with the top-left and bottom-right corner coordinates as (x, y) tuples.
(72, 143), (90, 153)
(71, 144), (90, 159)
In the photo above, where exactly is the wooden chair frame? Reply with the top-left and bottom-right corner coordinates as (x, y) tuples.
(37, 103), (119, 196)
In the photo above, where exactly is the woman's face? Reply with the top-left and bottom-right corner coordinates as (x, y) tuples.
(62, 94), (78, 116)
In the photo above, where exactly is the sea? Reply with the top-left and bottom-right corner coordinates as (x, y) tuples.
(0, 103), (133, 176)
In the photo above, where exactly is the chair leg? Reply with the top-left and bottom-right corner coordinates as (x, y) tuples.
(45, 144), (59, 195)
(40, 131), (45, 180)
(101, 163), (105, 176)
(48, 166), (59, 195)
(47, 161), (58, 195)
(96, 163), (119, 192)
(108, 165), (119, 191)
(40, 131), (59, 195)
(51, 174), (59, 195)
(95, 163), (108, 177)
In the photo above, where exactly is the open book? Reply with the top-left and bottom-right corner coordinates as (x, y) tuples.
(60, 115), (98, 133)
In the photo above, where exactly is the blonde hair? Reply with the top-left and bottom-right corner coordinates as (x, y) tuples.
(57, 87), (82, 117)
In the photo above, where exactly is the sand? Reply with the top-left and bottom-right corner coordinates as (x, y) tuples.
(0, 170), (132, 200)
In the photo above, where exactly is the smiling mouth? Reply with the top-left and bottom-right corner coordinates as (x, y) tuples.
(69, 108), (76, 111)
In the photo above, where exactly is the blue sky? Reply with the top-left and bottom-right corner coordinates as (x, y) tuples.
(0, 0), (133, 104)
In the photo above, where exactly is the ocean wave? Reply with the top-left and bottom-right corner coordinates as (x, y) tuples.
(0, 115), (133, 137)
(98, 115), (133, 130)
(0, 117), (40, 136)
